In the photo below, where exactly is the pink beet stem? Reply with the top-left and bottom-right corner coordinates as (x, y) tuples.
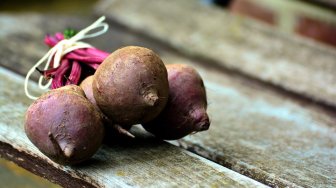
(66, 61), (81, 85)
(55, 32), (64, 41)
(42, 67), (57, 78)
(44, 35), (57, 47)
(51, 59), (71, 89)
(85, 48), (109, 58)
(65, 52), (105, 64)
(44, 33), (63, 47)
(74, 48), (109, 60)
(40, 32), (110, 89)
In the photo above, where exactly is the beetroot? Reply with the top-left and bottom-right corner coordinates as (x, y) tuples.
(80, 76), (98, 108)
(24, 85), (104, 165)
(93, 46), (169, 126)
(80, 76), (134, 141)
(142, 64), (210, 140)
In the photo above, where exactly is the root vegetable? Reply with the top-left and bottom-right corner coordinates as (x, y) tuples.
(93, 46), (169, 126)
(80, 76), (135, 141)
(57, 84), (86, 96)
(142, 64), (210, 140)
(79, 76), (98, 107)
(24, 85), (104, 165)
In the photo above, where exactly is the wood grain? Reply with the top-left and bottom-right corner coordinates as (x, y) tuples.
(161, 55), (336, 188)
(95, 0), (336, 107)
(0, 67), (267, 188)
(1, 13), (336, 187)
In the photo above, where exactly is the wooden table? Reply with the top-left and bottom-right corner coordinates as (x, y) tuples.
(1, 0), (336, 187)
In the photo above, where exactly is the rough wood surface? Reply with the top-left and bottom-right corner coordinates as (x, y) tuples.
(96, 0), (336, 107)
(0, 13), (269, 188)
(0, 67), (267, 188)
(161, 55), (336, 188)
(1, 13), (336, 188)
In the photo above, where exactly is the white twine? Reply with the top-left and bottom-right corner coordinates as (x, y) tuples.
(24, 16), (109, 100)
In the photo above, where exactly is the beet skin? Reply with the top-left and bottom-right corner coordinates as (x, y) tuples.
(80, 76), (134, 142)
(80, 75), (98, 108)
(93, 46), (169, 126)
(24, 85), (104, 165)
(142, 64), (210, 140)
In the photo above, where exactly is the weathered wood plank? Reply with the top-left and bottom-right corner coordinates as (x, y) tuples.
(95, 0), (336, 107)
(0, 14), (270, 187)
(1, 13), (336, 187)
(160, 54), (336, 188)
(0, 67), (267, 188)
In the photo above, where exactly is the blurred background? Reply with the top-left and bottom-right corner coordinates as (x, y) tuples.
(1, 0), (335, 47)
(0, 0), (335, 187)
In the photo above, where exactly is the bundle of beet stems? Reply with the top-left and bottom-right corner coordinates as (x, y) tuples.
(24, 16), (210, 165)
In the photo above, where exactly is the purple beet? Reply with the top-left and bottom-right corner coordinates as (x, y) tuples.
(80, 76), (134, 142)
(24, 85), (104, 165)
(92, 46), (169, 126)
(142, 64), (210, 140)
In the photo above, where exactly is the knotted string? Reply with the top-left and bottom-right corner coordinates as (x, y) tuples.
(24, 16), (109, 100)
